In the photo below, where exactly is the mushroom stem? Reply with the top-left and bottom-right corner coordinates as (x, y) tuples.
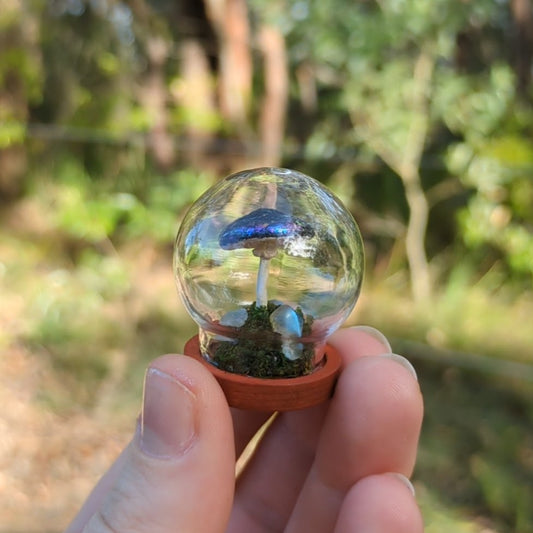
(256, 256), (270, 307)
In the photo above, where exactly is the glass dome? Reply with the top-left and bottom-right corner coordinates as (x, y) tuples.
(174, 167), (364, 379)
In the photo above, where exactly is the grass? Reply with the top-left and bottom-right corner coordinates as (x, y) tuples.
(1, 195), (532, 532)
(414, 357), (533, 532)
(349, 277), (533, 533)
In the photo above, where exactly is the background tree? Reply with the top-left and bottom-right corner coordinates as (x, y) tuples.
(272, 0), (512, 302)
(0, 0), (42, 200)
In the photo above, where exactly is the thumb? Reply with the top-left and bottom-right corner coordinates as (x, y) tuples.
(66, 354), (236, 533)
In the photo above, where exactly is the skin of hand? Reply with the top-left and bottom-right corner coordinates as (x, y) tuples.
(65, 326), (424, 533)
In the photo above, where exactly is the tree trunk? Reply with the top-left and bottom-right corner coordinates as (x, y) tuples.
(256, 25), (288, 167)
(130, 0), (174, 171)
(141, 36), (174, 171)
(511, 0), (533, 98)
(396, 52), (434, 304)
(178, 39), (217, 168)
(353, 52), (434, 304)
(400, 166), (431, 304)
(205, 0), (252, 128)
(0, 10), (40, 201)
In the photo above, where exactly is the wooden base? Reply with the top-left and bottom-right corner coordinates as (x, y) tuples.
(184, 335), (342, 411)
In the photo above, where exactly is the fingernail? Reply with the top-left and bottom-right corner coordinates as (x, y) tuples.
(381, 353), (418, 381)
(350, 325), (392, 353)
(389, 473), (416, 496)
(141, 367), (197, 458)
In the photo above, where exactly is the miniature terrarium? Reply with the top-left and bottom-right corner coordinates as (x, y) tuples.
(174, 167), (364, 385)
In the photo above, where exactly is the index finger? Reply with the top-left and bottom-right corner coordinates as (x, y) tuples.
(284, 327), (423, 532)
(227, 326), (398, 531)
(231, 325), (393, 458)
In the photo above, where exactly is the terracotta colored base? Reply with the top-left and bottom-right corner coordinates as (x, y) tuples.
(184, 335), (342, 411)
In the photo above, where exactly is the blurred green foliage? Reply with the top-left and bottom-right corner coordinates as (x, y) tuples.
(415, 357), (533, 532)
(45, 158), (214, 243)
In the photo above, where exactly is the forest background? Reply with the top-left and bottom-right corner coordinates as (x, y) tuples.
(1, 0), (533, 531)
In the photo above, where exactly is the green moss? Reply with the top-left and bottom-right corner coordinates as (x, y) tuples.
(211, 301), (315, 378)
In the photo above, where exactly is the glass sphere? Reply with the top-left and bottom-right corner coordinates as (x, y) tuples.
(174, 167), (364, 378)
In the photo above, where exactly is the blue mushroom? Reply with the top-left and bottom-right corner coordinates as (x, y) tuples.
(219, 208), (314, 307)
(219, 208), (313, 257)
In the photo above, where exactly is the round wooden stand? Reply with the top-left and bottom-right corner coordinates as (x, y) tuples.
(184, 335), (342, 411)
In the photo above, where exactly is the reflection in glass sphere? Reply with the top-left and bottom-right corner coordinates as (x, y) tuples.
(174, 167), (364, 379)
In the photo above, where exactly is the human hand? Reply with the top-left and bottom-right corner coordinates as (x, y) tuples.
(65, 326), (424, 533)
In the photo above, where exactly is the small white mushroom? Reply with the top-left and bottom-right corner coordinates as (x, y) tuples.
(219, 307), (248, 328)
(282, 342), (304, 361)
(270, 305), (304, 361)
(270, 305), (303, 337)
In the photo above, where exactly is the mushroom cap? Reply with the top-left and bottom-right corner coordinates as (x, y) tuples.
(219, 208), (314, 256)
(270, 304), (303, 338)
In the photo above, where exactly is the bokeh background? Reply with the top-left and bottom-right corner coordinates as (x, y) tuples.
(1, 0), (533, 531)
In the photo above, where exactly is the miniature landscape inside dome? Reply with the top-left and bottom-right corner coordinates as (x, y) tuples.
(174, 167), (364, 378)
